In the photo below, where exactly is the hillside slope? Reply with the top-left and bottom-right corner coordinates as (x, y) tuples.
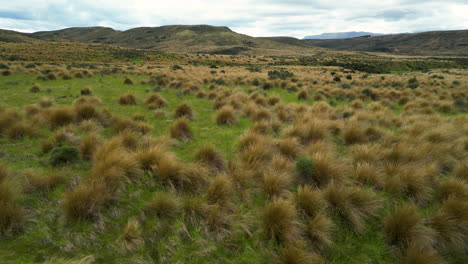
(302, 30), (468, 55)
(29, 25), (320, 55)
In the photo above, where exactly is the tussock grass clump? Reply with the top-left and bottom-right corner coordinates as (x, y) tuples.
(240, 142), (272, 169)
(6, 121), (37, 140)
(24, 104), (41, 118)
(42, 256), (95, 264)
(91, 140), (141, 187)
(276, 138), (300, 159)
(62, 182), (109, 221)
(170, 118), (192, 142)
(80, 87), (92, 96)
(295, 185), (327, 218)
(296, 154), (342, 187)
(262, 170), (291, 199)
(182, 197), (209, 226)
(39, 97), (54, 108)
(277, 246), (323, 264)
(122, 218), (143, 251)
(401, 246), (446, 264)
(297, 90), (308, 100)
(215, 106), (237, 125)
(307, 213), (334, 252)
(123, 77), (133, 85)
(74, 103), (100, 122)
(237, 131), (268, 152)
(30, 85), (40, 93)
(385, 165), (432, 204)
(286, 120), (328, 145)
(430, 198), (468, 251)
(145, 94), (167, 109)
(23, 170), (65, 193)
(438, 177), (468, 201)
(145, 192), (179, 218)
(135, 145), (167, 171)
(44, 107), (75, 129)
(262, 199), (298, 244)
(207, 175), (232, 205)
(193, 144), (225, 172)
(352, 162), (384, 189)
(174, 163), (209, 193)
(0, 174), (23, 233)
(80, 133), (101, 160)
(174, 103), (194, 120)
(453, 161), (468, 181)
(325, 184), (381, 233)
(118, 93), (136, 105)
(383, 203), (435, 250)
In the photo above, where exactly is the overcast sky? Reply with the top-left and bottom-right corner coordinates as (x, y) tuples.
(1, 0), (467, 38)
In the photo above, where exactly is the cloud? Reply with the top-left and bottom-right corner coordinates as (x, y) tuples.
(0, 0), (466, 38)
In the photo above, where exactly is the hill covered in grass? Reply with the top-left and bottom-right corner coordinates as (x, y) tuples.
(3, 25), (467, 56)
(286, 30), (468, 56)
(27, 25), (321, 55)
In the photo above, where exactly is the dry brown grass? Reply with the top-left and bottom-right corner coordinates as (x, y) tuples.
(169, 118), (192, 142)
(262, 199), (299, 244)
(193, 144), (225, 172)
(383, 203), (435, 250)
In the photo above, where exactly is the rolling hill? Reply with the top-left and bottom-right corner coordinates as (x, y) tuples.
(28, 25), (320, 55)
(1, 25), (467, 56)
(301, 30), (468, 56)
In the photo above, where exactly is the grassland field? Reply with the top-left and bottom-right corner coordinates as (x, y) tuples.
(0, 54), (467, 264)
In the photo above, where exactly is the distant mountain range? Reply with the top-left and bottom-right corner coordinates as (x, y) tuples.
(0, 25), (467, 56)
(303, 32), (385, 40)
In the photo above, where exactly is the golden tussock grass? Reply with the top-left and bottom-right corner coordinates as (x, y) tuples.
(261, 199), (299, 244)
(307, 213), (334, 252)
(118, 93), (136, 105)
(277, 246), (323, 264)
(145, 192), (179, 218)
(383, 203), (435, 250)
(169, 118), (192, 142)
(174, 103), (194, 120)
(206, 174), (232, 205)
(193, 144), (225, 172)
(294, 185), (327, 218)
(215, 106), (237, 126)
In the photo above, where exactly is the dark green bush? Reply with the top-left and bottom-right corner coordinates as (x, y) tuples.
(333, 76), (341, 82)
(268, 70), (294, 80)
(50, 146), (80, 166)
(408, 77), (419, 89)
(262, 82), (272, 90)
(171, 65), (183, 70)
